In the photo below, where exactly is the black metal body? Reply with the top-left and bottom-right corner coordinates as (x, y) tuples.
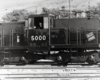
(0, 14), (100, 64)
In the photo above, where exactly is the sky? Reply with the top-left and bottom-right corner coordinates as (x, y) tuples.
(0, 0), (42, 7)
(0, 0), (40, 4)
(0, 0), (100, 21)
(0, 0), (43, 21)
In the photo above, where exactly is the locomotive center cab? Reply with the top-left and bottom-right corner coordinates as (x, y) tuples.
(27, 14), (51, 53)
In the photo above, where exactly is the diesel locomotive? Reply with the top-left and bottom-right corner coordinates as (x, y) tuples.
(0, 14), (100, 65)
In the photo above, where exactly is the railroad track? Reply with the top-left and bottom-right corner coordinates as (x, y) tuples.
(0, 64), (100, 80)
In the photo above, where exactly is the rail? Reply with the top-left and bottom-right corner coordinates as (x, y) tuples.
(0, 65), (100, 80)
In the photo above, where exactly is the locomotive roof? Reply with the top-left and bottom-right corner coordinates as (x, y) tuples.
(0, 21), (25, 24)
(29, 14), (49, 18)
(56, 18), (99, 20)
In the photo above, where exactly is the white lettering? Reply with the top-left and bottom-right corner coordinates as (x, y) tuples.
(35, 36), (38, 41)
(17, 36), (20, 42)
(31, 35), (46, 41)
(39, 36), (42, 41)
(43, 35), (46, 40)
(31, 36), (34, 41)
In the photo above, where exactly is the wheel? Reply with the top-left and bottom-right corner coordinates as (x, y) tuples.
(20, 56), (28, 64)
(87, 55), (98, 65)
(28, 60), (36, 64)
(56, 55), (63, 65)
(1, 58), (10, 65)
(56, 55), (71, 66)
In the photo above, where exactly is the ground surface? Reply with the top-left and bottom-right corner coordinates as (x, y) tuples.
(0, 63), (100, 80)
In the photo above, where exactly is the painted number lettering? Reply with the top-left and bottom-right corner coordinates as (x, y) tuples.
(31, 35), (46, 41)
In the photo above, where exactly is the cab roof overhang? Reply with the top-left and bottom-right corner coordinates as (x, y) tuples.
(28, 14), (49, 18)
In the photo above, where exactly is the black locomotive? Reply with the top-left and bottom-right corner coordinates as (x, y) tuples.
(0, 14), (100, 65)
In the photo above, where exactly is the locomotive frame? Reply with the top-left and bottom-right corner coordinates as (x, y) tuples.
(0, 14), (100, 65)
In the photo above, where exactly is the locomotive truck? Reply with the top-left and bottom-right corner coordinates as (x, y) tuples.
(0, 14), (100, 65)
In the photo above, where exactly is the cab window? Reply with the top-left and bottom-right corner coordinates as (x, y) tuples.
(34, 17), (43, 29)
(29, 16), (49, 29)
